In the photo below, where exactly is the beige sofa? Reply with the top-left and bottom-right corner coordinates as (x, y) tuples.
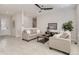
(48, 31), (71, 54)
(22, 28), (41, 41)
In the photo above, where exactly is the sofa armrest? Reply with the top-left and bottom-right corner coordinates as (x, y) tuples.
(49, 37), (71, 44)
(57, 38), (71, 42)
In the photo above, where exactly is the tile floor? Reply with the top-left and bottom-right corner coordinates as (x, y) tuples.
(0, 36), (79, 55)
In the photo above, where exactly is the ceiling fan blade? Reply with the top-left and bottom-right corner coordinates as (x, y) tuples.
(41, 8), (53, 10)
(35, 4), (41, 9)
(35, 4), (53, 10)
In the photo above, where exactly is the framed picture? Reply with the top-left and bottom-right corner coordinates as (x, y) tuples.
(48, 23), (57, 30)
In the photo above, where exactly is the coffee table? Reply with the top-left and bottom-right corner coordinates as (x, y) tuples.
(37, 34), (49, 44)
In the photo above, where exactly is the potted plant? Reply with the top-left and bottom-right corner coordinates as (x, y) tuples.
(62, 21), (73, 31)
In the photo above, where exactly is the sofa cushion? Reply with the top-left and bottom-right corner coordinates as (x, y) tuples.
(30, 29), (37, 34)
(60, 32), (69, 39)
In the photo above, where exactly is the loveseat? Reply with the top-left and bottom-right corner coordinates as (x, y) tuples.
(48, 31), (71, 54)
(22, 28), (41, 42)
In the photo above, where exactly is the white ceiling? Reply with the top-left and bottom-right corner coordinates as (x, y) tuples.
(0, 4), (76, 17)
(0, 4), (39, 16)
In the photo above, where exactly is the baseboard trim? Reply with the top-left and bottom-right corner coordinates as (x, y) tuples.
(49, 47), (70, 55)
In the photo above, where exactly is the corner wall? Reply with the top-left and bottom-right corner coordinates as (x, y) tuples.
(37, 8), (76, 41)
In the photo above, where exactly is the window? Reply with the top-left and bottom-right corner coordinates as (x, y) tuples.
(0, 19), (7, 31)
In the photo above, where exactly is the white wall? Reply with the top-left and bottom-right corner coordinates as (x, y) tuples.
(12, 13), (32, 37)
(12, 13), (23, 37)
(22, 15), (32, 28)
(76, 5), (79, 42)
(37, 8), (76, 41)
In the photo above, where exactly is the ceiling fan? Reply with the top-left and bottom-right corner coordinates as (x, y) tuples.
(35, 4), (53, 10)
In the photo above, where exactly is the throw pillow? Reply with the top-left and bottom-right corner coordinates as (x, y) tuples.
(60, 32), (69, 39)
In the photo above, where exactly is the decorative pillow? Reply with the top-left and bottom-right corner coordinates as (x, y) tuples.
(65, 35), (69, 39)
(60, 32), (69, 39)
(37, 30), (40, 34)
(26, 30), (30, 34)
